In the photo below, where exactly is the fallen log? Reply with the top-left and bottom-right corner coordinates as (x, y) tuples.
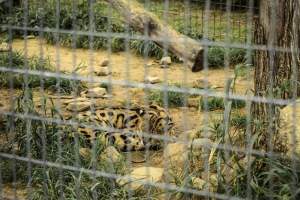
(104, 0), (204, 72)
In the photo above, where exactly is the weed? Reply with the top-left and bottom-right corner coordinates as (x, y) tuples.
(208, 47), (225, 67)
(229, 48), (247, 65)
(207, 47), (248, 68)
(231, 113), (247, 129)
(149, 88), (186, 107)
(200, 97), (224, 111)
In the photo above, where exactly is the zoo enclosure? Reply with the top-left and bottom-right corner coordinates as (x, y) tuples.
(2, 0), (298, 200)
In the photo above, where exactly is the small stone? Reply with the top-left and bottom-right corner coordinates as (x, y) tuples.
(81, 87), (107, 98)
(117, 167), (164, 191)
(0, 42), (9, 52)
(187, 97), (200, 108)
(191, 177), (207, 190)
(146, 61), (154, 67)
(85, 82), (101, 89)
(163, 143), (189, 183)
(95, 67), (111, 76)
(24, 35), (35, 39)
(192, 79), (212, 89)
(100, 146), (123, 163)
(79, 148), (91, 158)
(178, 129), (200, 141)
(160, 56), (172, 67)
(279, 100), (300, 161)
(189, 138), (213, 150)
(145, 76), (161, 84)
(66, 101), (92, 112)
(100, 59), (109, 67)
(63, 97), (88, 105)
(211, 85), (223, 89)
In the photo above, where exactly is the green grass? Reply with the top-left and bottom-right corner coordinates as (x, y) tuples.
(148, 88), (186, 107)
(0, 51), (85, 94)
(231, 112), (247, 129)
(199, 96), (246, 111)
(207, 47), (247, 68)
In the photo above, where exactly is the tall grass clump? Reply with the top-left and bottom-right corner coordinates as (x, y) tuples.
(199, 97), (245, 111)
(0, 51), (85, 93)
(148, 86), (186, 107)
(207, 47), (247, 68)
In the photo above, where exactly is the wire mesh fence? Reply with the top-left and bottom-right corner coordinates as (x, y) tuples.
(0, 0), (299, 199)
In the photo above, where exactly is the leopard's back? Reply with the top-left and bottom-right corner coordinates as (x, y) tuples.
(73, 104), (175, 151)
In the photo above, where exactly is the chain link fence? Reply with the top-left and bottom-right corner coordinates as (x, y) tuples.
(0, 0), (299, 199)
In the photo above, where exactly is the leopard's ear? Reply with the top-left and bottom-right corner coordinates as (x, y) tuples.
(137, 107), (145, 115)
(131, 106), (145, 115)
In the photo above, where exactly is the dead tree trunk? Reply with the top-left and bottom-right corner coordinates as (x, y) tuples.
(104, 0), (204, 72)
(253, 0), (300, 151)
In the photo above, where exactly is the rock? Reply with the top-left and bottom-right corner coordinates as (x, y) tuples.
(0, 102), (3, 107)
(145, 76), (161, 84)
(191, 177), (207, 190)
(85, 82), (101, 89)
(189, 138), (213, 150)
(211, 85), (224, 89)
(192, 79), (212, 89)
(100, 146), (123, 163)
(164, 143), (188, 171)
(279, 100), (300, 161)
(117, 167), (164, 191)
(160, 56), (172, 67)
(81, 87), (107, 98)
(100, 59), (109, 67)
(94, 67), (111, 76)
(146, 61), (154, 67)
(200, 173), (218, 192)
(24, 35), (35, 39)
(63, 97), (88, 105)
(79, 148), (91, 158)
(187, 97), (200, 108)
(178, 129), (200, 141)
(0, 42), (9, 52)
(66, 101), (93, 112)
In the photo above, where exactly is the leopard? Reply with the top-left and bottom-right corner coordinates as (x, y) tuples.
(67, 104), (175, 152)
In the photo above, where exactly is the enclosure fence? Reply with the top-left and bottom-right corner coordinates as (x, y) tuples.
(0, 0), (299, 199)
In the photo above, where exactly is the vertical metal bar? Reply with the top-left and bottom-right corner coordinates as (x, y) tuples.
(22, 0), (33, 198)
(71, 0), (81, 199)
(36, 0), (49, 198)
(5, 0), (18, 199)
(245, 0), (254, 199)
(123, 0), (133, 198)
(87, 0), (99, 199)
(53, 0), (65, 199)
(202, 0), (211, 199)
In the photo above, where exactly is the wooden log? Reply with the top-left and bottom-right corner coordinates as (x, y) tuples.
(104, 0), (204, 72)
